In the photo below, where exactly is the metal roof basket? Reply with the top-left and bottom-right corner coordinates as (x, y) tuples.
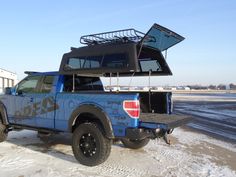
(80, 29), (145, 45)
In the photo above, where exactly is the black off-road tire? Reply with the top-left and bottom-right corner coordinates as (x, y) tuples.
(121, 138), (150, 149)
(0, 122), (8, 142)
(72, 122), (112, 166)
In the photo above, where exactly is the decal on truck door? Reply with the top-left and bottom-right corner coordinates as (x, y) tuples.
(14, 96), (59, 119)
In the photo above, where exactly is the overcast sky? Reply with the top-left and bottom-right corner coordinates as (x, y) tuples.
(0, 0), (235, 86)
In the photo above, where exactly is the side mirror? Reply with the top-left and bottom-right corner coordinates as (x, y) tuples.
(64, 64), (72, 70)
(4, 87), (12, 95)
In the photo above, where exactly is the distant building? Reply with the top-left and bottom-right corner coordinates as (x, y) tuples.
(183, 86), (191, 90)
(155, 87), (164, 91)
(142, 87), (150, 91)
(104, 86), (120, 92)
(0, 68), (17, 93)
(187, 85), (208, 90)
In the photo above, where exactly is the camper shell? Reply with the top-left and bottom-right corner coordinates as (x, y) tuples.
(59, 24), (184, 77)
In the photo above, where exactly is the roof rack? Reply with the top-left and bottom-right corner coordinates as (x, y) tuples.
(80, 28), (145, 45)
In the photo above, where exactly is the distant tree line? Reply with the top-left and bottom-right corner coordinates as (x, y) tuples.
(229, 83), (236, 90)
(186, 83), (236, 90)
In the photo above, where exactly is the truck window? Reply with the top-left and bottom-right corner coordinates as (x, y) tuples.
(138, 47), (172, 74)
(40, 76), (54, 93)
(139, 59), (162, 72)
(102, 53), (127, 68)
(63, 75), (103, 92)
(17, 76), (41, 94)
(66, 53), (127, 70)
(68, 57), (101, 69)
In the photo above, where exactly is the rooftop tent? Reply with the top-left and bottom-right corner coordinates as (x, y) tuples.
(59, 24), (184, 77)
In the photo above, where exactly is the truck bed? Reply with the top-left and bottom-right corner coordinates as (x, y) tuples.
(140, 113), (191, 129)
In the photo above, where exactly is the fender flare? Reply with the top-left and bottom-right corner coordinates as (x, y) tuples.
(0, 102), (9, 125)
(68, 104), (114, 139)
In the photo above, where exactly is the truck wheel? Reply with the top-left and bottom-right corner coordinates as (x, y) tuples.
(0, 123), (8, 143)
(72, 122), (112, 166)
(121, 138), (150, 149)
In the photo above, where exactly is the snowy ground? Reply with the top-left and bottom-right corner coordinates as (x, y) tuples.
(0, 128), (235, 177)
(1, 93), (236, 177)
(173, 93), (236, 143)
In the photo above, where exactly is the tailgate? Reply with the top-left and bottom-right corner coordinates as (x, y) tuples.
(139, 113), (191, 129)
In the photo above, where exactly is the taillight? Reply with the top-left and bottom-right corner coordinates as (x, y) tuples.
(123, 100), (140, 118)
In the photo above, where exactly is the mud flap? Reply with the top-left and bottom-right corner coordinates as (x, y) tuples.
(163, 132), (171, 145)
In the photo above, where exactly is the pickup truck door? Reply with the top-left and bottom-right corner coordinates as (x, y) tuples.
(11, 75), (42, 126)
(33, 75), (58, 129)
(9, 75), (57, 129)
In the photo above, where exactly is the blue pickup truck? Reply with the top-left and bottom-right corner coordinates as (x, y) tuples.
(0, 24), (190, 166)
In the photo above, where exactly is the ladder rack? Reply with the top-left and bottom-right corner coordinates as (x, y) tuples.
(80, 28), (145, 45)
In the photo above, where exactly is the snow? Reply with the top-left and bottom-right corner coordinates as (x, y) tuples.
(173, 93), (236, 142)
(0, 128), (235, 177)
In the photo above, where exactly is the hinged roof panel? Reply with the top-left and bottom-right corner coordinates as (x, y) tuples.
(141, 23), (185, 51)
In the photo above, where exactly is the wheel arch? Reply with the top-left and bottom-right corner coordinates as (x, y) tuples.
(0, 102), (9, 125)
(68, 104), (114, 139)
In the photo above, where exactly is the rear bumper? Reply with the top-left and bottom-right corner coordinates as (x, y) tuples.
(125, 128), (157, 140)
